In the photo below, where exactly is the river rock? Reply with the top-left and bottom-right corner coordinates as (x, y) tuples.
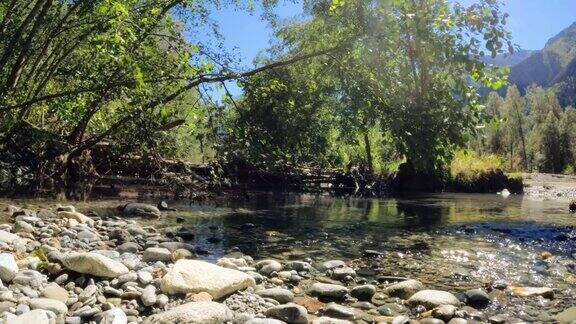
(3, 309), (51, 324)
(256, 259), (283, 275)
(385, 279), (424, 299)
(0, 253), (18, 282)
(556, 306), (576, 323)
(330, 267), (356, 281)
(464, 288), (491, 308)
(141, 285), (157, 306)
(510, 286), (554, 299)
(320, 260), (346, 271)
(350, 285), (376, 301)
(322, 303), (355, 319)
(246, 319), (287, 324)
(256, 288), (294, 304)
(63, 252), (129, 278)
(309, 283), (348, 300)
(0, 229), (21, 244)
(41, 283), (69, 303)
(142, 247), (172, 262)
(265, 304), (308, 324)
(312, 317), (353, 324)
(160, 259), (255, 299)
(29, 297), (68, 315)
(407, 290), (460, 308)
(58, 211), (94, 225)
(101, 307), (128, 324)
(285, 261), (313, 272)
(120, 203), (161, 218)
(432, 304), (457, 321)
(144, 301), (233, 323)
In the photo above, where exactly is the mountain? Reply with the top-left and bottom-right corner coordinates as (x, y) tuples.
(507, 22), (576, 106)
(483, 49), (534, 67)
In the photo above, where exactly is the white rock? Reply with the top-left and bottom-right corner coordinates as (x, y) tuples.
(0, 253), (19, 282)
(41, 283), (69, 303)
(143, 301), (233, 324)
(57, 211), (94, 226)
(160, 260), (255, 299)
(142, 247), (172, 262)
(0, 229), (21, 244)
(29, 297), (68, 315)
(101, 307), (128, 324)
(62, 252), (129, 278)
(3, 309), (51, 324)
(407, 290), (460, 308)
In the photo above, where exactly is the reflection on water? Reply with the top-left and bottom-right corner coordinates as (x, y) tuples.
(1, 193), (575, 318)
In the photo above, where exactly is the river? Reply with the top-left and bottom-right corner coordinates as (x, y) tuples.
(2, 192), (575, 322)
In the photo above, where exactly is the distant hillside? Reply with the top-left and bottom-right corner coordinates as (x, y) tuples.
(508, 22), (576, 106)
(483, 49), (534, 67)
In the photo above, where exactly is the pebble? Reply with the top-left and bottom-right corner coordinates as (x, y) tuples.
(266, 304), (308, 324)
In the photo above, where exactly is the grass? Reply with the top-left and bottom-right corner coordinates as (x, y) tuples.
(450, 149), (503, 178)
(448, 149), (522, 193)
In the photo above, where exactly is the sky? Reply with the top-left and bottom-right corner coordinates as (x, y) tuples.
(198, 0), (576, 95)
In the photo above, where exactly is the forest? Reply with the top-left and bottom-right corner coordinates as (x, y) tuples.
(0, 0), (572, 195)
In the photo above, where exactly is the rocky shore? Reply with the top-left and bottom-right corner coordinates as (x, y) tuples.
(0, 203), (574, 324)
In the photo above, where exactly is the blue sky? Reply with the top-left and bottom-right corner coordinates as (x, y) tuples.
(196, 0), (576, 95)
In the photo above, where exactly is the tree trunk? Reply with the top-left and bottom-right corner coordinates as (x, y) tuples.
(363, 131), (373, 173)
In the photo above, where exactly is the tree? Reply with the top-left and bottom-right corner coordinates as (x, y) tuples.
(502, 85), (527, 170)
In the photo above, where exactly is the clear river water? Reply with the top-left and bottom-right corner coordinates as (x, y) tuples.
(2, 192), (575, 321)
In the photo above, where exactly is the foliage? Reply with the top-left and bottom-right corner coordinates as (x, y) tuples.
(226, 0), (513, 177)
(476, 87), (576, 174)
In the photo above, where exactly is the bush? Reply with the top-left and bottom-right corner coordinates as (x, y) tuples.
(448, 150), (522, 193)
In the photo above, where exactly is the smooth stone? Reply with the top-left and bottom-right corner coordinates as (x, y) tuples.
(510, 286), (554, 299)
(320, 260), (346, 271)
(100, 307), (128, 324)
(464, 289), (491, 308)
(256, 259), (283, 276)
(312, 317), (353, 324)
(407, 290), (460, 308)
(265, 304), (308, 324)
(14, 220), (34, 233)
(323, 303), (355, 319)
(246, 319), (287, 324)
(556, 306), (576, 323)
(391, 315), (410, 324)
(4, 309), (51, 324)
(117, 242), (139, 253)
(137, 270), (153, 284)
(159, 241), (195, 252)
(350, 285), (376, 301)
(0, 229), (21, 244)
(432, 304), (457, 321)
(62, 252), (129, 278)
(385, 279), (424, 299)
(419, 318), (446, 324)
(160, 259), (255, 299)
(13, 269), (46, 288)
(141, 285), (157, 306)
(330, 267), (356, 280)
(58, 211), (94, 225)
(256, 288), (295, 304)
(79, 284), (98, 302)
(309, 283), (348, 300)
(285, 261), (313, 272)
(0, 253), (19, 282)
(142, 247), (172, 262)
(121, 203), (161, 218)
(143, 301), (233, 323)
(29, 297), (68, 315)
(41, 283), (69, 303)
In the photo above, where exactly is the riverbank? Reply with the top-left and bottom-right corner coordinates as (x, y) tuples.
(523, 173), (576, 201)
(0, 198), (574, 324)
